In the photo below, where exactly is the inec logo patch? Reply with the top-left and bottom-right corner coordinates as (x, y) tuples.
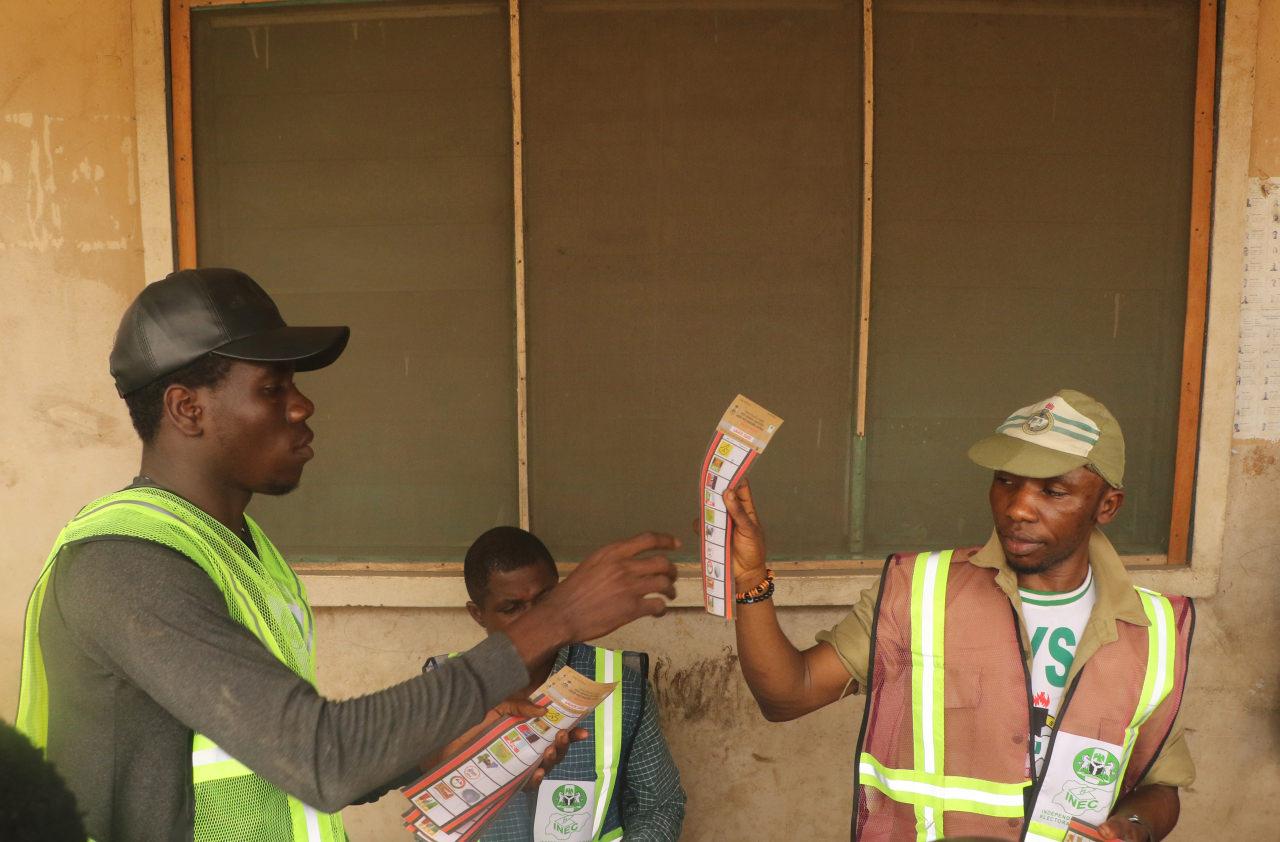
(1072, 747), (1120, 786)
(552, 783), (588, 813)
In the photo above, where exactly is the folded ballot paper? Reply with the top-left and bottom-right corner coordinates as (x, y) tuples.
(400, 667), (618, 842)
(699, 395), (783, 619)
(1062, 818), (1109, 842)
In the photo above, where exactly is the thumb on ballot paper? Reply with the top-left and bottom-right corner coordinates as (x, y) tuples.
(722, 479), (768, 589)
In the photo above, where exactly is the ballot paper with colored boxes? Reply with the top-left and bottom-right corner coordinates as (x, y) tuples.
(400, 666), (618, 842)
(699, 395), (783, 619)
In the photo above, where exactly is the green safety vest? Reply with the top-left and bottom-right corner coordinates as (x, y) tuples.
(17, 487), (346, 842)
(857, 549), (1181, 842)
(584, 646), (625, 841)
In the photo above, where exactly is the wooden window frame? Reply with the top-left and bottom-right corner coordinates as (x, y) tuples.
(168, 0), (1218, 572)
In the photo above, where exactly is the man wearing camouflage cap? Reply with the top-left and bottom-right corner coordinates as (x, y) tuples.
(728, 390), (1194, 842)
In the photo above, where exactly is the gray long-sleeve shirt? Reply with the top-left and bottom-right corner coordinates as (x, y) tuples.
(37, 537), (529, 842)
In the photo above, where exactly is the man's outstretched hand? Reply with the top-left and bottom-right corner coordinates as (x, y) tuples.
(506, 532), (679, 668)
(547, 532), (680, 640)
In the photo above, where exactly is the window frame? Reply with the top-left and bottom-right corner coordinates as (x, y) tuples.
(164, 0), (1220, 575)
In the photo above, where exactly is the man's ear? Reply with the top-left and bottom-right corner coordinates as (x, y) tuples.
(162, 383), (206, 438)
(466, 600), (485, 629)
(1094, 486), (1125, 525)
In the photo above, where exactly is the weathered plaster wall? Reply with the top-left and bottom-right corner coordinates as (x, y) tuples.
(1182, 0), (1280, 832)
(1250, 0), (1280, 175)
(1, 1), (1277, 840)
(0, 0), (145, 717)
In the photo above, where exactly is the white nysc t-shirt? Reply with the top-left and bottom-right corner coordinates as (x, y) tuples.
(1019, 566), (1096, 777)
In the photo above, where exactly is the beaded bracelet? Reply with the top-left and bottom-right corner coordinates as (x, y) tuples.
(735, 568), (775, 604)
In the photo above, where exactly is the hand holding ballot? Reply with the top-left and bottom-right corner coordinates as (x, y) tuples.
(721, 478), (768, 592)
(429, 699), (589, 792)
(401, 667), (621, 841)
(699, 395), (783, 616)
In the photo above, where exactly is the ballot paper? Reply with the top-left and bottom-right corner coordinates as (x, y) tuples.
(699, 395), (784, 618)
(400, 667), (619, 842)
(1063, 818), (1108, 841)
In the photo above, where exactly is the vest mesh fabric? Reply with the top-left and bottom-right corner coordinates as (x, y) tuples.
(854, 548), (1192, 842)
(1119, 594), (1193, 793)
(856, 548), (1031, 841)
(1024, 590), (1191, 841)
(194, 774), (295, 841)
(17, 488), (345, 842)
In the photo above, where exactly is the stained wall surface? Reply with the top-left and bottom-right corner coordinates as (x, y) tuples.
(0, 0), (145, 720)
(1, 1), (1277, 840)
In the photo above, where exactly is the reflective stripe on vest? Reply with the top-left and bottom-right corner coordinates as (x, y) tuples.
(1120, 589), (1178, 781)
(16, 488), (343, 842)
(859, 550), (1179, 842)
(857, 753), (1028, 816)
(1026, 819), (1068, 842)
(859, 550), (1032, 841)
(859, 551), (1030, 840)
(911, 550), (950, 841)
(1023, 587), (1179, 841)
(191, 733), (255, 784)
(591, 648), (624, 841)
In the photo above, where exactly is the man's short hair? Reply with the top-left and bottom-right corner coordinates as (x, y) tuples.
(0, 720), (88, 841)
(464, 526), (558, 603)
(123, 352), (234, 443)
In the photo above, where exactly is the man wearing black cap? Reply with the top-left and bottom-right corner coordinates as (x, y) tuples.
(15, 268), (679, 842)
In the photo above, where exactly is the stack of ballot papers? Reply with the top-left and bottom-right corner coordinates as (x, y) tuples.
(400, 667), (618, 842)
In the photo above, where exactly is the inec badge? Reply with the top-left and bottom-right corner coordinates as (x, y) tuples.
(533, 779), (596, 842)
(1029, 731), (1125, 833)
(1023, 406), (1055, 435)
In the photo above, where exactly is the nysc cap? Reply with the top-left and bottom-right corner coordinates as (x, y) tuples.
(109, 267), (350, 396)
(967, 389), (1125, 488)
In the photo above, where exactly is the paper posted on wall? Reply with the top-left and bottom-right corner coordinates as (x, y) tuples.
(1235, 177), (1280, 439)
(699, 395), (783, 619)
(399, 667), (619, 841)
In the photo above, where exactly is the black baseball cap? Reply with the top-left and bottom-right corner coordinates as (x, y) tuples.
(109, 268), (350, 396)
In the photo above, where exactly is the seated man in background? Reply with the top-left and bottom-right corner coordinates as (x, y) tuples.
(427, 527), (686, 842)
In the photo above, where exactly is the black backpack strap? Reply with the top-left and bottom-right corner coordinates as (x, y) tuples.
(621, 650), (649, 681)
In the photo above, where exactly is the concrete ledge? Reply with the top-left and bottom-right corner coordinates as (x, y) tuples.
(301, 559), (1219, 609)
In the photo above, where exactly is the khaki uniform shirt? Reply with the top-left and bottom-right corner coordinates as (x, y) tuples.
(816, 528), (1195, 788)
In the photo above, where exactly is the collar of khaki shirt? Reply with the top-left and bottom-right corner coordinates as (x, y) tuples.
(968, 527), (1149, 685)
